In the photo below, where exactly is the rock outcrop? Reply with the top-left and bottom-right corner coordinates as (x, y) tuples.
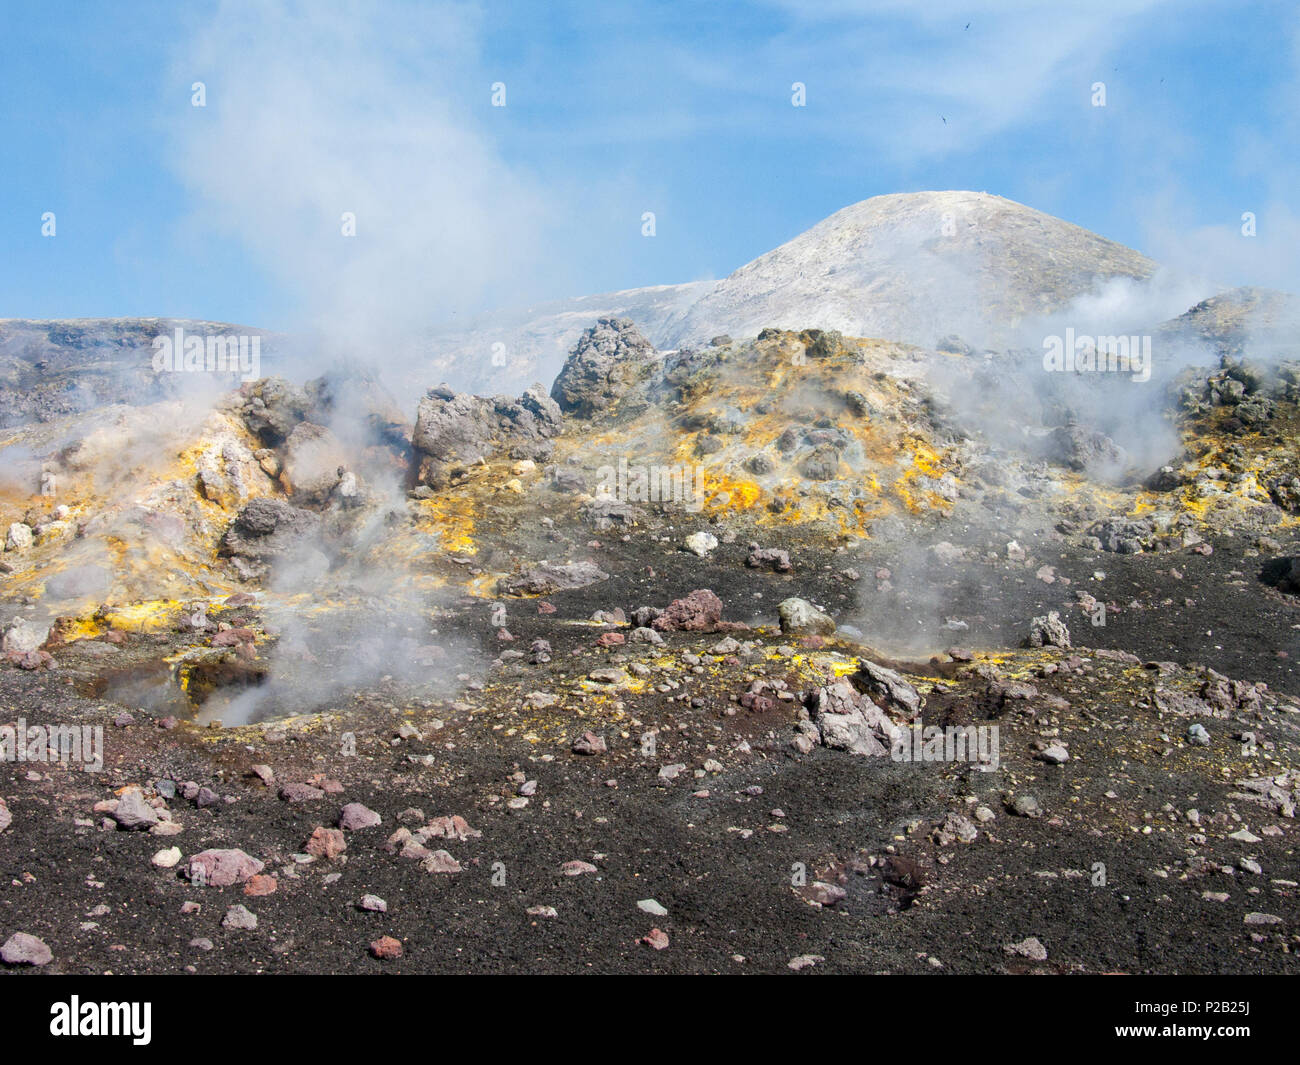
(411, 385), (561, 490)
(550, 317), (657, 418)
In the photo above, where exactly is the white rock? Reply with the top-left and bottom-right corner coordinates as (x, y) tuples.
(684, 531), (718, 557)
(5, 523), (33, 552)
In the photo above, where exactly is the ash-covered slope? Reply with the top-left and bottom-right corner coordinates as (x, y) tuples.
(664, 191), (1157, 352)
(0, 318), (283, 428)
(1155, 285), (1300, 361)
(421, 191), (1161, 392)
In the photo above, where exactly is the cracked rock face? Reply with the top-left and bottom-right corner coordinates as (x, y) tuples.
(411, 385), (561, 489)
(550, 317), (657, 418)
(808, 680), (907, 756)
(854, 659), (923, 719)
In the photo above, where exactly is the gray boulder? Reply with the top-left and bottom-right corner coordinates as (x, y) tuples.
(220, 497), (323, 579)
(807, 680), (905, 756)
(412, 385), (560, 489)
(497, 561), (609, 597)
(2, 617), (50, 655)
(1026, 611), (1072, 649)
(855, 659), (923, 718)
(281, 422), (348, 504)
(550, 317), (656, 418)
(778, 597), (835, 636)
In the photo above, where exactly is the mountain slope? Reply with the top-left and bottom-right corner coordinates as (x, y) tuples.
(663, 191), (1157, 351)
(425, 191), (1160, 391)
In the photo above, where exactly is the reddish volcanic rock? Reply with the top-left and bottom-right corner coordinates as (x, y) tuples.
(651, 588), (723, 632)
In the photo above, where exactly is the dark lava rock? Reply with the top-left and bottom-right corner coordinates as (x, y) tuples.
(1261, 556), (1300, 594)
(747, 545), (792, 572)
(238, 376), (313, 445)
(799, 444), (841, 481)
(1047, 421), (1127, 479)
(1088, 516), (1154, 554)
(220, 498), (324, 580)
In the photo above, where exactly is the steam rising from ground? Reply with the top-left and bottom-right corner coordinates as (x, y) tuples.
(169, 0), (552, 383)
(197, 542), (483, 728)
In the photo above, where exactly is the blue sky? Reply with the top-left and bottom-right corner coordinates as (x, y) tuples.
(1, 0), (1296, 330)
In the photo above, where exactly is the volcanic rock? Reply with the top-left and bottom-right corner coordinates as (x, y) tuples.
(1026, 611), (1072, 649)
(187, 849), (265, 887)
(652, 588), (724, 632)
(807, 680), (905, 756)
(1, 932), (52, 966)
(550, 317), (657, 418)
(778, 597), (835, 636)
(411, 385), (560, 490)
(497, 561), (609, 596)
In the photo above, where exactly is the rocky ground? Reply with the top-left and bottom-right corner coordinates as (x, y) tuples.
(0, 310), (1297, 975)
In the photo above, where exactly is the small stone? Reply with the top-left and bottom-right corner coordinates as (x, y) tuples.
(279, 782), (326, 803)
(243, 874), (277, 897)
(561, 860), (598, 876)
(807, 881), (847, 906)
(684, 531), (718, 557)
(1244, 912), (1283, 926)
(370, 935), (403, 959)
(1007, 794), (1043, 818)
(778, 597), (836, 636)
(422, 850), (462, 874)
(338, 803), (382, 831)
(1004, 936), (1048, 961)
(189, 937), (213, 951)
(1187, 723), (1210, 746)
(527, 905), (558, 918)
(1, 932), (52, 966)
(187, 849), (264, 887)
(222, 904), (257, 930)
(152, 847), (182, 869)
(788, 954), (824, 971)
(641, 928), (670, 950)
(637, 899), (668, 916)
(110, 787), (159, 830)
(359, 894), (388, 913)
(571, 731), (607, 755)
(306, 827), (347, 859)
